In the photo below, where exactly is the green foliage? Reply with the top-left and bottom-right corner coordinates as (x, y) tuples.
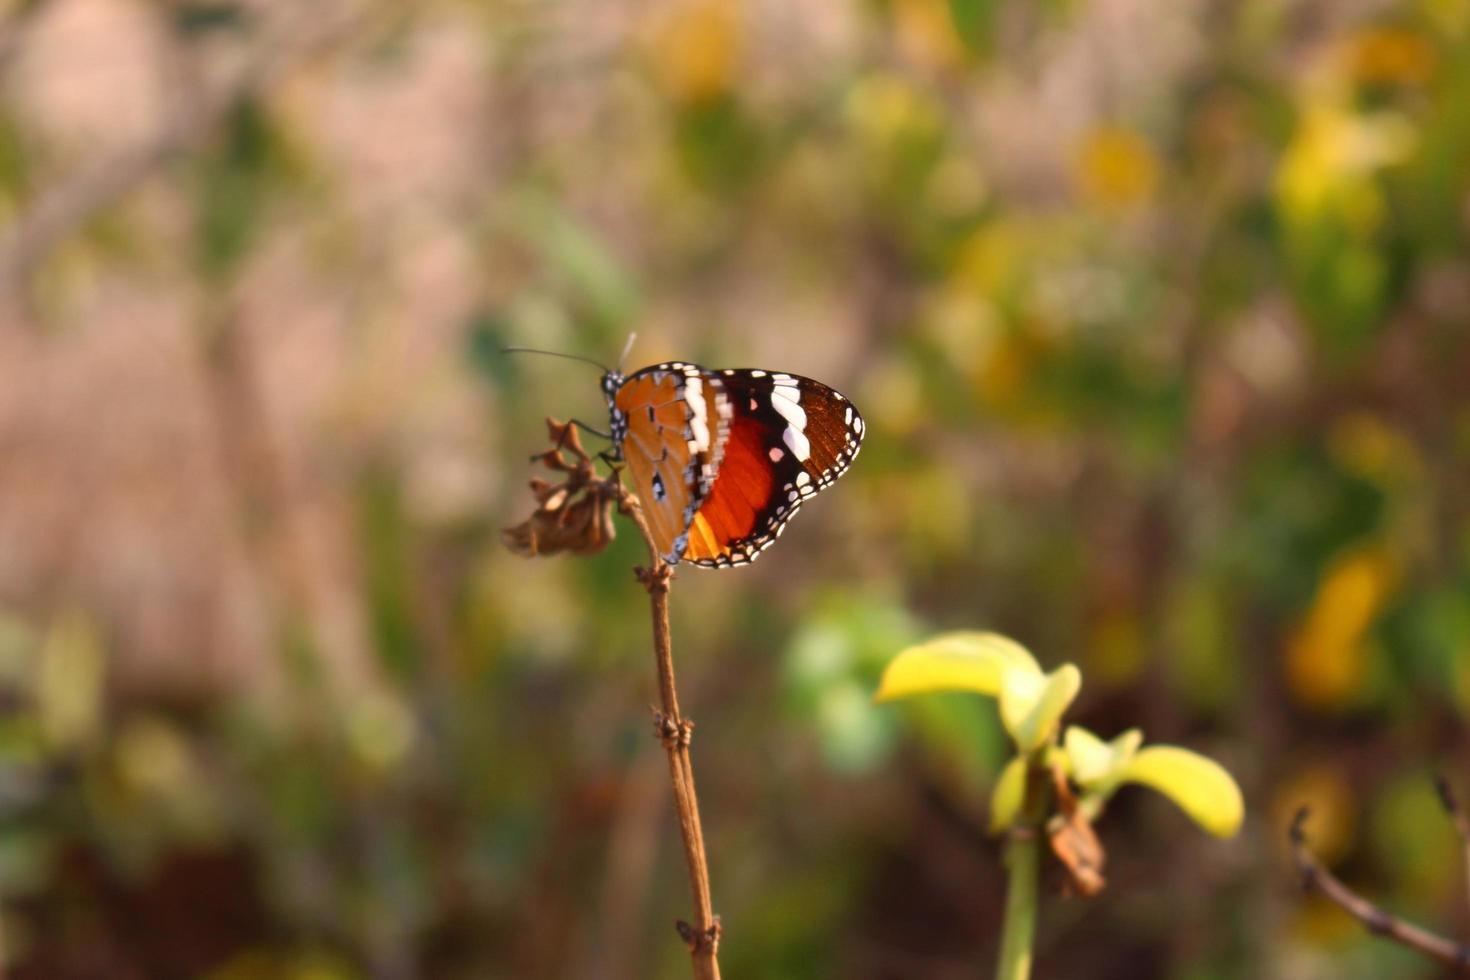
(194, 100), (305, 282)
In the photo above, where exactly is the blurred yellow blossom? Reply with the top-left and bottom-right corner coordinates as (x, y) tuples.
(1421, 0), (1470, 36)
(1274, 766), (1358, 867)
(1284, 547), (1397, 709)
(1327, 412), (1423, 484)
(1075, 125), (1160, 208)
(952, 224), (1004, 288)
(1276, 102), (1416, 232)
(892, 0), (970, 72)
(844, 73), (944, 158)
(1344, 27), (1436, 86)
(651, 0), (740, 104)
(36, 610), (105, 752)
(116, 716), (193, 799)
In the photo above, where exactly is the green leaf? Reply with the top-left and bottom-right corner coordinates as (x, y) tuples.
(1121, 746), (1244, 838)
(874, 631), (1040, 703)
(1064, 726), (1142, 790)
(988, 756), (1025, 835)
(999, 664), (1080, 753)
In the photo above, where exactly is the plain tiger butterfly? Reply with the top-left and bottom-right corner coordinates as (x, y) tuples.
(508, 344), (864, 568)
(598, 361), (864, 568)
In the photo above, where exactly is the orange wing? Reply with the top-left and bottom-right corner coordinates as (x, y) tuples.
(682, 416), (776, 565)
(613, 363), (730, 563)
(681, 368), (863, 568)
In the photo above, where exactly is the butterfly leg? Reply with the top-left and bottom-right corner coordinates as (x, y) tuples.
(530, 418), (614, 463)
(567, 418), (613, 442)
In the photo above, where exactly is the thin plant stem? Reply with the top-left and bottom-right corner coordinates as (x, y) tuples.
(621, 494), (722, 980)
(1290, 807), (1470, 971)
(996, 757), (1054, 980)
(506, 424), (722, 978)
(996, 830), (1039, 980)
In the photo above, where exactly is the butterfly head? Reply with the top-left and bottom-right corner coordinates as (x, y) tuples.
(601, 369), (628, 447)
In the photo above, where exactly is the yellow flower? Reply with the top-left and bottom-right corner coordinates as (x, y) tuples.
(1075, 125), (1160, 208)
(1344, 27), (1436, 87)
(1275, 103), (1415, 233)
(651, 0), (740, 105)
(879, 633), (1245, 840)
(874, 631), (1080, 753)
(1284, 547), (1397, 709)
(1063, 726), (1243, 838)
(892, 0), (970, 71)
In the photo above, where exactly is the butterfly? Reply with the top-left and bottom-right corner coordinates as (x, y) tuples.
(601, 362), (864, 568)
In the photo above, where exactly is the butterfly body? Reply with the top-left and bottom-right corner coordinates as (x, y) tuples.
(603, 362), (864, 568)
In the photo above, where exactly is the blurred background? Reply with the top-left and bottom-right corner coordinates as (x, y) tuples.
(0, 0), (1468, 977)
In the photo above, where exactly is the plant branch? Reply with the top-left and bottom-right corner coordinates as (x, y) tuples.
(621, 494), (722, 980)
(504, 421), (721, 978)
(1436, 775), (1470, 918)
(1289, 807), (1470, 972)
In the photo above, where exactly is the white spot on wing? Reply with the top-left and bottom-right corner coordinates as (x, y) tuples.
(769, 447), (784, 462)
(795, 470), (811, 487)
(770, 383), (810, 461)
(684, 375), (710, 452)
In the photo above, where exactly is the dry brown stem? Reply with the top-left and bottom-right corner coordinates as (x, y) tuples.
(1046, 760), (1106, 898)
(1290, 807), (1470, 971)
(507, 420), (721, 979)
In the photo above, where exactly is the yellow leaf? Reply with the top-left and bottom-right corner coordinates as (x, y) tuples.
(874, 631), (1040, 703)
(1000, 664), (1081, 753)
(989, 756), (1026, 835)
(1121, 746), (1244, 838)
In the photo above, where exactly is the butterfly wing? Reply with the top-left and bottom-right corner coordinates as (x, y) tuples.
(612, 362), (731, 563)
(682, 369), (864, 568)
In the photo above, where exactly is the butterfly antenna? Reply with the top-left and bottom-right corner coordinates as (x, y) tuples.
(501, 346), (610, 372)
(617, 332), (637, 372)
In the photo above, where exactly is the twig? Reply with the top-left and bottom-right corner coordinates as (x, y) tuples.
(1289, 807), (1470, 971)
(621, 495), (722, 980)
(1436, 775), (1470, 918)
(505, 422), (721, 978)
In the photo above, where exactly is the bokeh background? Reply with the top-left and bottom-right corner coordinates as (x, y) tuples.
(1, 0), (1469, 977)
